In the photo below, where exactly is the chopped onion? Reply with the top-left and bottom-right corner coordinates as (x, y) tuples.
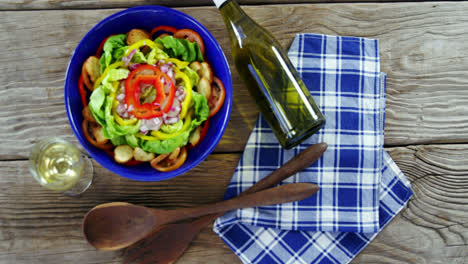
(116, 103), (127, 115)
(160, 63), (169, 74)
(127, 104), (134, 112)
(167, 68), (174, 79)
(141, 117), (163, 131)
(175, 87), (186, 101)
(116, 93), (125, 102)
(129, 63), (141, 71)
(166, 99), (181, 117)
(164, 116), (179, 125)
(122, 49), (137, 66)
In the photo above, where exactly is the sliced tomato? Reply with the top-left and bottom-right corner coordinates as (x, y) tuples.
(187, 119), (210, 149)
(78, 75), (88, 107)
(174, 29), (205, 55)
(81, 64), (93, 91)
(208, 77), (226, 117)
(199, 118), (210, 144)
(82, 120), (113, 150)
(151, 147), (187, 172)
(151, 26), (177, 38)
(124, 160), (143, 166)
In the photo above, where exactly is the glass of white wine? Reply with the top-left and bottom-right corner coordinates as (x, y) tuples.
(29, 137), (93, 196)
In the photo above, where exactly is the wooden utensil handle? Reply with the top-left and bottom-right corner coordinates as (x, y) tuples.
(190, 142), (327, 226)
(244, 142), (327, 194)
(163, 183), (319, 223)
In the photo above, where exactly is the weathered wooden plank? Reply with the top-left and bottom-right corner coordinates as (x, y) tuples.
(1, 145), (467, 263)
(0, 0), (432, 11)
(1, 3), (468, 160)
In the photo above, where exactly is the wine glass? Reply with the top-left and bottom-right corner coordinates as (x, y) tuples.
(29, 137), (93, 196)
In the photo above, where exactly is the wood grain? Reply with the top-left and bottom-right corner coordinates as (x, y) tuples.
(1, 2), (468, 160)
(1, 145), (467, 263)
(0, 0), (432, 11)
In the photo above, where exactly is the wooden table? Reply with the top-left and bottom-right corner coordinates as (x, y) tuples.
(1, 1), (467, 263)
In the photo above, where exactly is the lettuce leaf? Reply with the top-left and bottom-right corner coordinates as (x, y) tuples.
(160, 120), (183, 134)
(183, 66), (199, 89)
(88, 87), (106, 126)
(154, 36), (203, 63)
(131, 50), (147, 63)
(147, 47), (170, 65)
(99, 34), (127, 73)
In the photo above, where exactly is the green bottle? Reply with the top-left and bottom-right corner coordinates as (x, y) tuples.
(213, 0), (325, 149)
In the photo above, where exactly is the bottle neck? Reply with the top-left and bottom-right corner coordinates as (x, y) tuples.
(217, 0), (247, 24)
(213, 0), (231, 9)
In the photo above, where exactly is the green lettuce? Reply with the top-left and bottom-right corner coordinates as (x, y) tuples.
(147, 46), (170, 65)
(160, 120), (183, 134)
(154, 36), (203, 63)
(88, 87), (106, 126)
(183, 66), (199, 89)
(99, 34), (127, 73)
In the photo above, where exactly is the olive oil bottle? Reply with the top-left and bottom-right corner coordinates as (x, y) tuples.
(213, 0), (325, 149)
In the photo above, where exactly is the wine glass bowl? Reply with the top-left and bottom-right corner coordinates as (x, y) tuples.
(29, 137), (94, 196)
(64, 6), (232, 182)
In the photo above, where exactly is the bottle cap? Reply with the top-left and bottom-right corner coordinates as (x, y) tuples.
(213, 0), (227, 8)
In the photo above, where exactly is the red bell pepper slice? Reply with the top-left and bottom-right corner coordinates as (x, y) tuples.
(78, 75), (88, 107)
(125, 64), (175, 119)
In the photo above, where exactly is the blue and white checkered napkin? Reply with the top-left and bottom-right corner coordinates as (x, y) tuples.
(213, 34), (413, 263)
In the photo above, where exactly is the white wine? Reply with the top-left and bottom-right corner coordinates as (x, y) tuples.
(214, 0), (325, 149)
(30, 138), (84, 191)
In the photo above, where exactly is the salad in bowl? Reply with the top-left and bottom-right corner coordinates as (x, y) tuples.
(78, 26), (226, 172)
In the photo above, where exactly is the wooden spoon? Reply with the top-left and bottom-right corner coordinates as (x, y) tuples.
(123, 142), (328, 264)
(83, 182), (319, 250)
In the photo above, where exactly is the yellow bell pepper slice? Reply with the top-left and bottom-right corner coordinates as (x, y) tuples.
(94, 61), (125, 90)
(151, 113), (192, 140)
(113, 103), (138, 126)
(175, 69), (192, 119)
(124, 39), (163, 57)
(165, 58), (189, 69)
(137, 112), (193, 141)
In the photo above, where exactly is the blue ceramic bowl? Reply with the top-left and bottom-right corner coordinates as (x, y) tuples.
(65, 6), (232, 181)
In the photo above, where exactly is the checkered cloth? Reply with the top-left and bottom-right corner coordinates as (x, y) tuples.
(213, 34), (413, 263)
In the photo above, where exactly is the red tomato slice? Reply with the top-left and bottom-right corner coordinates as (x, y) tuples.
(208, 77), (226, 117)
(151, 26), (178, 38)
(82, 120), (113, 151)
(81, 64), (93, 91)
(187, 119), (210, 149)
(124, 160), (143, 166)
(78, 75), (88, 107)
(174, 29), (205, 55)
(152, 147), (187, 172)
